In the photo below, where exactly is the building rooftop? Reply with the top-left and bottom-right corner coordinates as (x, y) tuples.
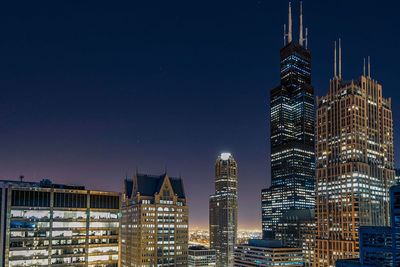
(246, 239), (286, 248)
(125, 173), (186, 199)
(335, 258), (361, 267)
(188, 245), (212, 251)
(0, 178), (85, 190)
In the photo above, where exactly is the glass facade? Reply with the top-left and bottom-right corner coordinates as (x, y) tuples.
(188, 246), (216, 267)
(0, 180), (120, 267)
(262, 40), (315, 241)
(234, 239), (304, 267)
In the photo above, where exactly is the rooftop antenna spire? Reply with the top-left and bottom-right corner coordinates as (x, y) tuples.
(305, 27), (308, 49)
(368, 56), (371, 78)
(334, 41), (337, 78)
(363, 58), (366, 76)
(339, 38), (342, 79)
(288, 2), (293, 43)
(284, 24), (287, 45)
(299, 1), (303, 46)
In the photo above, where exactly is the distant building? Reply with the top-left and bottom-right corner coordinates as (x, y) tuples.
(121, 173), (188, 266)
(234, 239), (304, 267)
(336, 185), (400, 267)
(0, 179), (120, 267)
(188, 245), (216, 267)
(315, 44), (395, 267)
(261, 2), (315, 242)
(209, 153), (238, 267)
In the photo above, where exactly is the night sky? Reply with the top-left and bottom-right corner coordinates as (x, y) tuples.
(1, 0), (399, 229)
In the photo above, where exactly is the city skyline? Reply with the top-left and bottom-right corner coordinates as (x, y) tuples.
(1, 0), (400, 230)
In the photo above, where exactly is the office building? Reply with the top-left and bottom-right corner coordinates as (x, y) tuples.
(276, 209), (315, 267)
(0, 178), (120, 267)
(234, 239), (304, 267)
(121, 173), (188, 267)
(188, 245), (216, 267)
(261, 2), (315, 241)
(315, 50), (395, 267)
(209, 152), (238, 267)
(335, 185), (400, 267)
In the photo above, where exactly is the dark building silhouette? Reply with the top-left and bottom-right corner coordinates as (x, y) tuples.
(262, 2), (315, 246)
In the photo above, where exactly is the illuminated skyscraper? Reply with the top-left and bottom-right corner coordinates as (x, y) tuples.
(121, 173), (188, 267)
(209, 153), (238, 267)
(314, 50), (395, 267)
(0, 179), (120, 266)
(262, 2), (315, 243)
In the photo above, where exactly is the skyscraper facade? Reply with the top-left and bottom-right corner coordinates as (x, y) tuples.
(121, 173), (188, 267)
(262, 2), (315, 243)
(0, 179), (120, 267)
(209, 153), (238, 267)
(314, 51), (395, 267)
(335, 185), (400, 267)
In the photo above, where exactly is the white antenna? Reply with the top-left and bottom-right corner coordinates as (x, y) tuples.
(288, 2), (293, 43)
(284, 24), (287, 45)
(363, 58), (366, 76)
(305, 27), (308, 49)
(368, 56), (371, 78)
(339, 38), (342, 78)
(334, 41), (337, 78)
(299, 1), (303, 46)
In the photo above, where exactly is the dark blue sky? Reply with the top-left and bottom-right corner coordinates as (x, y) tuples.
(0, 0), (399, 229)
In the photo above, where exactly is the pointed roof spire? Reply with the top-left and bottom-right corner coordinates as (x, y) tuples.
(284, 24), (287, 45)
(305, 27), (308, 49)
(363, 58), (366, 76)
(334, 41), (337, 78)
(338, 38), (342, 78)
(288, 2), (293, 43)
(299, 1), (303, 46)
(368, 56), (371, 78)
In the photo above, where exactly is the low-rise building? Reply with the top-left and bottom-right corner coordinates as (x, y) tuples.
(121, 173), (189, 266)
(234, 239), (304, 267)
(0, 179), (120, 267)
(188, 245), (216, 267)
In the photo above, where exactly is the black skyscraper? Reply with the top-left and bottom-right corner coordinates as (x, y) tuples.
(261, 2), (315, 244)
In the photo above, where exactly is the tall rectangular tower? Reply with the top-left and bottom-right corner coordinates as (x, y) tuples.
(210, 153), (238, 267)
(314, 54), (395, 267)
(121, 173), (189, 267)
(262, 2), (315, 242)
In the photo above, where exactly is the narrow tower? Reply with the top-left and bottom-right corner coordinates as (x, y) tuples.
(210, 153), (238, 267)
